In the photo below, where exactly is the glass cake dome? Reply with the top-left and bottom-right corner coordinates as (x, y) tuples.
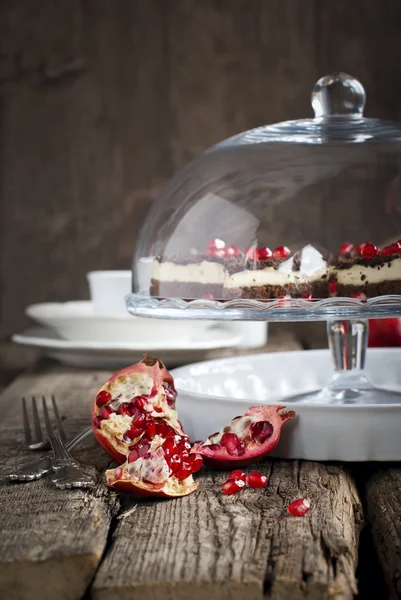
(129, 72), (401, 322)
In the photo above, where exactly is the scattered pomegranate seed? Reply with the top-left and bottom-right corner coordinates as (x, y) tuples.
(222, 479), (246, 495)
(340, 242), (354, 255)
(96, 390), (111, 407)
(93, 416), (103, 428)
(329, 281), (337, 296)
(288, 498), (311, 517)
(255, 247), (272, 260)
(135, 397), (147, 411)
(250, 421), (273, 443)
(224, 245), (241, 257)
(246, 471), (268, 488)
(228, 469), (246, 482)
(100, 406), (113, 420)
(272, 246), (291, 259)
(360, 242), (378, 258)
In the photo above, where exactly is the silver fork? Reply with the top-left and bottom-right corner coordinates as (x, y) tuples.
(7, 397), (93, 484)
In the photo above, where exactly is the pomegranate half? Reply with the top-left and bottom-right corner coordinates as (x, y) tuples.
(92, 355), (202, 497)
(192, 405), (295, 469)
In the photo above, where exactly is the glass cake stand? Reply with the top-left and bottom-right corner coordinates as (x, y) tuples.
(126, 294), (401, 406)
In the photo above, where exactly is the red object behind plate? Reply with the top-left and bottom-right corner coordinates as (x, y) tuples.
(368, 319), (401, 347)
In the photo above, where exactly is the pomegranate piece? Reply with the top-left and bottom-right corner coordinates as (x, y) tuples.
(383, 241), (401, 255)
(272, 246), (291, 259)
(288, 498), (310, 517)
(360, 242), (378, 258)
(339, 242), (354, 255)
(192, 405), (295, 469)
(206, 238), (226, 256)
(255, 247), (272, 260)
(329, 281), (337, 296)
(224, 245), (241, 257)
(246, 471), (268, 488)
(222, 478), (245, 495)
(92, 355), (199, 498)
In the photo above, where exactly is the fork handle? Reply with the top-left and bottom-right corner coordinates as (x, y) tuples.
(49, 434), (79, 469)
(65, 427), (92, 451)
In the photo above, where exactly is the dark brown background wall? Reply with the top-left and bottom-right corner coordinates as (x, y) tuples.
(2, 0), (401, 350)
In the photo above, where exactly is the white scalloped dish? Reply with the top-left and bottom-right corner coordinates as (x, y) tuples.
(172, 349), (401, 461)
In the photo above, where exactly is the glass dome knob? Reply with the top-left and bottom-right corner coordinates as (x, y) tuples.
(311, 72), (366, 118)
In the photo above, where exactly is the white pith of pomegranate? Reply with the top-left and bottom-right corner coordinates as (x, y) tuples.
(92, 355), (202, 498)
(192, 405), (295, 469)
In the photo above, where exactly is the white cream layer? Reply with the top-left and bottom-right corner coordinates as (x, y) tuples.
(153, 260), (225, 284)
(336, 258), (401, 285)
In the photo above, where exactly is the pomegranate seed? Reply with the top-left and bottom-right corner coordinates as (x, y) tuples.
(355, 242), (366, 255)
(189, 454), (203, 473)
(163, 436), (177, 452)
(206, 238), (225, 255)
(224, 245), (241, 257)
(246, 471), (268, 488)
(221, 432), (242, 456)
(244, 247), (257, 260)
(228, 469), (246, 482)
(340, 242), (354, 255)
(387, 242), (401, 255)
(206, 443), (220, 451)
(128, 448), (139, 462)
(157, 421), (175, 438)
(96, 390), (111, 407)
(117, 402), (132, 416)
(250, 421), (273, 443)
(329, 281), (337, 296)
(114, 467), (123, 480)
(154, 406), (163, 413)
(301, 293), (312, 300)
(255, 247), (272, 260)
(272, 246), (291, 259)
(162, 381), (177, 406)
(222, 479), (245, 495)
(382, 246), (391, 256)
(360, 242), (378, 258)
(135, 397), (147, 411)
(145, 420), (157, 437)
(288, 498), (311, 517)
(167, 453), (182, 473)
(100, 406), (113, 420)
(350, 292), (367, 300)
(94, 416), (103, 428)
(138, 442), (150, 457)
(175, 462), (193, 480)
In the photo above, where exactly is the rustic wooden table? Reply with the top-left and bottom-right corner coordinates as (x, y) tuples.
(0, 330), (400, 600)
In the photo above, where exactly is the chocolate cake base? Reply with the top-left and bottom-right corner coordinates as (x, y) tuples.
(337, 281), (401, 298)
(223, 281), (329, 300)
(150, 280), (224, 300)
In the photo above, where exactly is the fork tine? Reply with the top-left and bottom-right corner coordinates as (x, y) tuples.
(42, 396), (53, 439)
(51, 395), (66, 441)
(31, 396), (43, 443)
(22, 397), (32, 445)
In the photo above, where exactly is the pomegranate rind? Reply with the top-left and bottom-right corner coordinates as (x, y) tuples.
(105, 467), (199, 498)
(192, 405), (295, 469)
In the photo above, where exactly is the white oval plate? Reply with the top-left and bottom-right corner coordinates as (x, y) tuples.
(173, 348), (401, 461)
(26, 301), (214, 343)
(12, 326), (242, 369)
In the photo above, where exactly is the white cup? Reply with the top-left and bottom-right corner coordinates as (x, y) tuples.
(87, 270), (131, 315)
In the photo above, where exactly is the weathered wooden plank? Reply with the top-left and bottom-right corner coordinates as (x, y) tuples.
(0, 366), (117, 600)
(92, 460), (362, 600)
(365, 468), (401, 600)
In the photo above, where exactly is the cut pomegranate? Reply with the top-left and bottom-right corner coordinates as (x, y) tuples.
(272, 246), (291, 259)
(92, 355), (200, 498)
(222, 478), (245, 495)
(288, 498), (310, 517)
(255, 247), (272, 260)
(192, 405), (295, 469)
(339, 242), (354, 255)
